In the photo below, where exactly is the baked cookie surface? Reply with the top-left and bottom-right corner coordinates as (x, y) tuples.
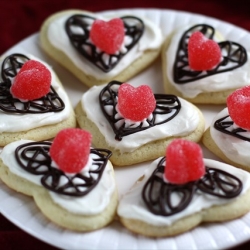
(162, 24), (250, 104)
(75, 81), (205, 166)
(117, 140), (250, 237)
(0, 131), (118, 231)
(0, 53), (76, 146)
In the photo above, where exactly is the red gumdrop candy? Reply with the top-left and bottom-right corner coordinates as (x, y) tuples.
(188, 31), (221, 71)
(164, 139), (205, 184)
(227, 85), (250, 130)
(90, 18), (125, 54)
(10, 60), (51, 101)
(117, 83), (156, 122)
(50, 128), (92, 174)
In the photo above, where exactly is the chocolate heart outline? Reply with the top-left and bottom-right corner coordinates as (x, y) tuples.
(214, 115), (250, 142)
(173, 24), (248, 84)
(15, 141), (112, 197)
(142, 157), (243, 216)
(197, 167), (243, 198)
(65, 14), (144, 72)
(142, 161), (195, 216)
(0, 53), (65, 113)
(99, 80), (182, 141)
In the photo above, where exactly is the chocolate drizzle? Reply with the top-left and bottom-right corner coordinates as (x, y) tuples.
(99, 81), (181, 141)
(15, 141), (112, 197)
(0, 53), (65, 113)
(142, 157), (242, 216)
(173, 24), (248, 84)
(1, 53), (30, 81)
(65, 15), (144, 72)
(214, 115), (250, 141)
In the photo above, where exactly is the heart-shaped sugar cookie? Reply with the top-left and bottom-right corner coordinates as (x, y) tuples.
(173, 24), (247, 84)
(100, 81), (182, 141)
(65, 15), (144, 72)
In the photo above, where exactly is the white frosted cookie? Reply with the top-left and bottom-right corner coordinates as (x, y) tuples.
(117, 139), (250, 237)
(75, 81), (205, 166)
(0, 53), (76, 146)
(162, 23), (250, 104)
(40, 9), (163, 87)
(202, 85), (250, 172)
(0, 129), (118, 231)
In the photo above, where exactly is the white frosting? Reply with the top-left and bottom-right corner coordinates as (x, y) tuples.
(47, 13), (163, 80)
(165, 25), (250, 98)
(210, 108), (250, 166)
(0, 140), (115, 215)
(82, 84), (201, 153)
(0, 55), (71, 132)
(117, 158), (250, 226)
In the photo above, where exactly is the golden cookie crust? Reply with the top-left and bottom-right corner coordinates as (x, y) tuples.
(119, 186), (250, 237)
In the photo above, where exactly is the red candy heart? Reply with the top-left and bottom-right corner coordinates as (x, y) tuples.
(227, 85), (250, 130)
(188, 31), (221, 71)
(90, 18), (125, 54)
(117, 83), (156, 122)
(10, 60), (51, 101)
(164, 139), (205, 184)
(50, 128), (92, 174)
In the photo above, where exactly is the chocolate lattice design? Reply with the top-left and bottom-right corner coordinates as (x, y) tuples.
(0, 53), (65, 113)
(173, 24), (248, 84)
(65, 15), (144, 72)
(15, 141), (112, 197)
(99, 81), (181, 141)
(142, 157), (242, 216)
(214, 115), (250, 141)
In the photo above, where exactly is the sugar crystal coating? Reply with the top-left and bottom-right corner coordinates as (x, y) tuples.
(117, 83), (156, 122)
(90, 18), (124, 54)
(50, 128), (92, 173)
(10, 60), (51, 101)
(227, 85), (250, 130)
(188, 31), (221, 71)
(165, 139), (205, 184)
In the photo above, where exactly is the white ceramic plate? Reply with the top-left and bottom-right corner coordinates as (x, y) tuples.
(1, 8), (250, 250)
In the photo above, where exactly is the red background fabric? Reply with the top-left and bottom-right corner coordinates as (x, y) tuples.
(0, 0), (250, 249)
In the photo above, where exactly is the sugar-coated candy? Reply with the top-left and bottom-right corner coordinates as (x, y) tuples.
(188, 31), (221, 71)
(165, 139), (205, 184)
(50, 128), (92, 173)
(90, 18), (124, 54)
(227, 85), (250, 130)
(10, 60), (51, 101)
(117, 83), (156, 122)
